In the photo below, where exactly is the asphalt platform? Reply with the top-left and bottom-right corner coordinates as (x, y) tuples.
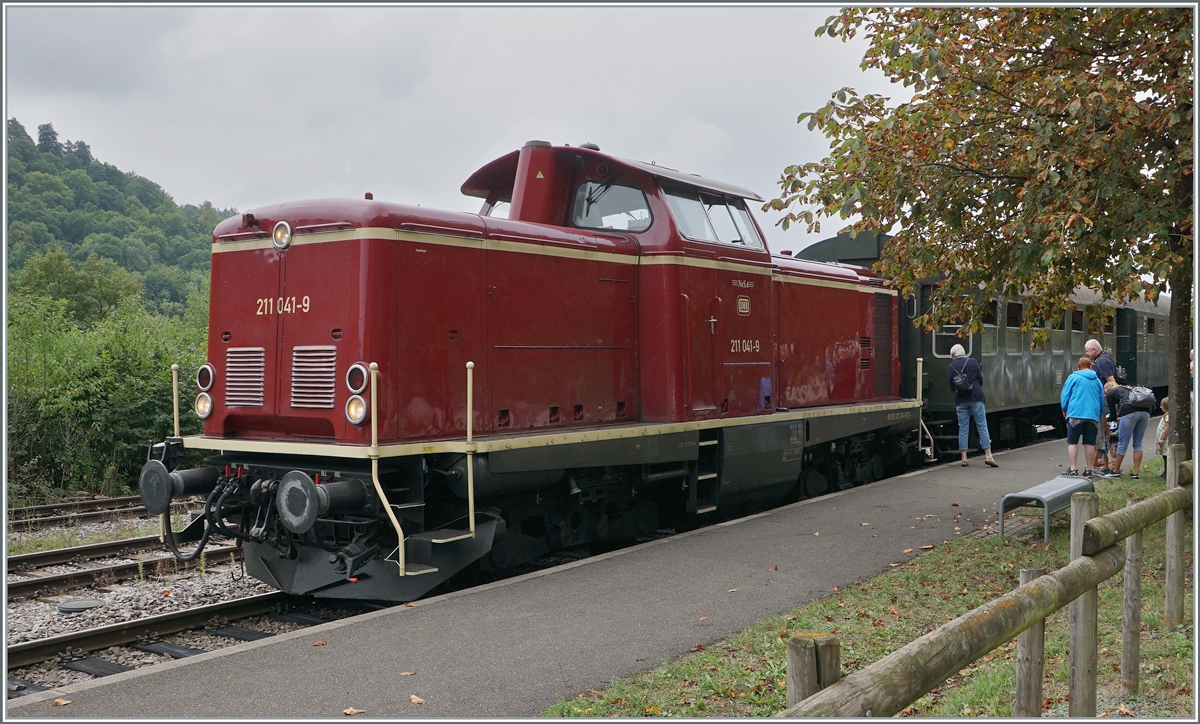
(7, 422), (1163, 719)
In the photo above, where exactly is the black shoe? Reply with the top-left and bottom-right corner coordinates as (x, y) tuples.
(1130, 474), (1140, 480)
(985, 459), (999, 468)
(1066, 469), (1080, 476)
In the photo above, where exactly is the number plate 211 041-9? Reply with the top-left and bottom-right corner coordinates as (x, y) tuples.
(256, 296), (310, 315)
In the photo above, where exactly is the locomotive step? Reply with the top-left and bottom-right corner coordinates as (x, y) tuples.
(404, 563), (439, 576)
(408, 529), (473, 544)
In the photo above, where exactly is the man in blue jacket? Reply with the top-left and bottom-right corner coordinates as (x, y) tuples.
(1060, 356), (1105, 476)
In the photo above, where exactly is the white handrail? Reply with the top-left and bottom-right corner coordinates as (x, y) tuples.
(366, 362), (409, 575)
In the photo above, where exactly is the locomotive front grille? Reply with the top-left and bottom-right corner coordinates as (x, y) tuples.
(290, 345), (337, 409)
(226, 347), (266, 407)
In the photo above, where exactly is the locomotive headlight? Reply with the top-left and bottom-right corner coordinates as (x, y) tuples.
(195, 392), (213, 419)
(272, 221), (292, 249)
(345, 395), (367, 425)
(346, 363), (368, 394)
(196, 363), (215, 391)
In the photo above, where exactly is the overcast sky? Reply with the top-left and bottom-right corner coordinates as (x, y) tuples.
(4, 3), (905, 253)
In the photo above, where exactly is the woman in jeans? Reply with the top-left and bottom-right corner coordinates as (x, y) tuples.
(948, 344), (998, 467)
(1103, 381), (1151, 479)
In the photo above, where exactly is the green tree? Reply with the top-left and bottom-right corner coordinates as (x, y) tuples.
(12, 249), (143, 328)
(36, 122), (62, 156)
(768, 7), (1192, 454)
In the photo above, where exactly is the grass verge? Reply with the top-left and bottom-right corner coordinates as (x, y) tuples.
(6, 513), (189, 556)
(543, 459), (1193, 717)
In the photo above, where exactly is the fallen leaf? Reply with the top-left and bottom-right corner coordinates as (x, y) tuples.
(919, 545), (934, 550)
(689, 644), (704, 652)
(344, 707), (365, 716)
(313, 640), (326, 646)
(161, 590), (171, 595)
(822, 614), (832, 621)
(768, 565), (778, 572)
(889, 562), (901, 567)
(833, 586), (840, 592)
(951, 503), (959, 507)
(861, 522), (869, 526)
(409, 695), (425, 705)
(870, 533), (879, 538)
(644, 705), (662, 714)
(52, 698), (72, 707)
(813, 531), (820, 536)
(903, 548), (914, 554)
(1098, 711), (1109, 717)
(872, 619), (885, 628)
(400, 671), (415, 676)
(1118, 703), (1134, 716)
(403, 602), (417, 607)
(698, 615), (708, 621)
(1112, 664), (1121, 672)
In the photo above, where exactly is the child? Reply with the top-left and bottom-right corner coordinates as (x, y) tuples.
(1155, 396), (1170, 479)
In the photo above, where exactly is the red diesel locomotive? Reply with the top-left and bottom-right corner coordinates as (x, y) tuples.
(139, 141), (922, 601)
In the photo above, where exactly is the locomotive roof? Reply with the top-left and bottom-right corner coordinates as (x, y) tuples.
(461, 144), (763, 201)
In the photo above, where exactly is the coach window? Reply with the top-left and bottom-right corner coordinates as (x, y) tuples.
(980, 301), (999, 356)
(1146, 317), (1157, 352)
(1006, 302), (1024, 355)
(1030, 316), (1048, 356)
(571, 182), (652, 232)
(1071, 310), (1085, 355)
(1102, 316), (1116, 355)
(1050, 313), (1066, 354)
(933, 323), (971, 358)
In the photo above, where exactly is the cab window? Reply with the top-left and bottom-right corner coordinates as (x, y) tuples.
(571, 182), (651, 232)
(661, 183), (718, 241)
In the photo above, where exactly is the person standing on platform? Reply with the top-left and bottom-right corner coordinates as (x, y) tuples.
(1061, 356), (1104, 476)
(948, 344), (998, 468)
(1085, 338), (1116, 473)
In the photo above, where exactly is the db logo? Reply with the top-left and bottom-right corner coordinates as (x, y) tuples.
(737, 296), (751, 316)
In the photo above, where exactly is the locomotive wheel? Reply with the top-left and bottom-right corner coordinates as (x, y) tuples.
(798, 468), (829, 500)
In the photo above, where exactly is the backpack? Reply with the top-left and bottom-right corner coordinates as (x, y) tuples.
(950, 359), (974, 395)
(1127, 386), (1156, 411)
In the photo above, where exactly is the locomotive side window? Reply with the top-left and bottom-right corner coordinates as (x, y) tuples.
(728, 198), (765, 249)
(1006, 302), (1024, 355)
(486, 199), (511, 219)
(701, 193), (742, 243)
(932, 323), (971, 358)
(661, 183), (718, 241)
(980, 301), (998, 356)
(1146, 317), (1157, 352)
(571, 182), (652, 232)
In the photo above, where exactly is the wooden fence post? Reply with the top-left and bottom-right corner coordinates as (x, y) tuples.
(786, 633), (841, 707)
(1069, 491), (1099, 717)
(1164, 444), (1184, 630)
(1015, 566), (1047, 717)
(1122, 496), (1144, 695)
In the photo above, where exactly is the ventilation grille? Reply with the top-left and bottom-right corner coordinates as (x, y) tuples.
(225, 348), (265, 407)
(859, 358), (872, 370)
(860, 336), (872, 349)
(291, 346), (337, 408)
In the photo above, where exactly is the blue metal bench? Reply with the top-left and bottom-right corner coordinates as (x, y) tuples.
(999, 475), (1095, 542)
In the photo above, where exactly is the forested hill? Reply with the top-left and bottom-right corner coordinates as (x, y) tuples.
(7, 118), (233, 504)
(6, 118), (235, 318)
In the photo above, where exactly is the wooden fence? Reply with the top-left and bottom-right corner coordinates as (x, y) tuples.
(780, 445), (1192, 717)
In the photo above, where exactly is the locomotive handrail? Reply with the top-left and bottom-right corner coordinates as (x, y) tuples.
(366, 361), (411, 576)
(466, 361), (477, 538)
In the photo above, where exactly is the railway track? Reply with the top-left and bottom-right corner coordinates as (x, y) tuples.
(6, 592), (295, 670)
(6, 541), (242, 601)
(7, 496), (192, 532)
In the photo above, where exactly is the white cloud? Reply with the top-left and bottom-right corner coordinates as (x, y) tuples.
(5, 4), (906, 252)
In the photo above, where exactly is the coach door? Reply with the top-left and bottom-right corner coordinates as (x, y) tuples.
(1115, 308), (1138, 384)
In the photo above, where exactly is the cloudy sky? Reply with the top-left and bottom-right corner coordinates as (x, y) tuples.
(5, 4), (904, 253)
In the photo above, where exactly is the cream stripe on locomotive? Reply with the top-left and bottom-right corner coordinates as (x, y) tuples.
(182, 398), (921, 459)
(213, 226), (891, 294)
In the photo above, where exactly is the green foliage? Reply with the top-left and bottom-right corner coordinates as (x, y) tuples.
(6, 118), (235, 317)
(767, 7), (1193, 454)
(5, 119), (227, 503)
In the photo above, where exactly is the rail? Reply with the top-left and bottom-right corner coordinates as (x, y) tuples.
(780, 444), (1192, 717)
